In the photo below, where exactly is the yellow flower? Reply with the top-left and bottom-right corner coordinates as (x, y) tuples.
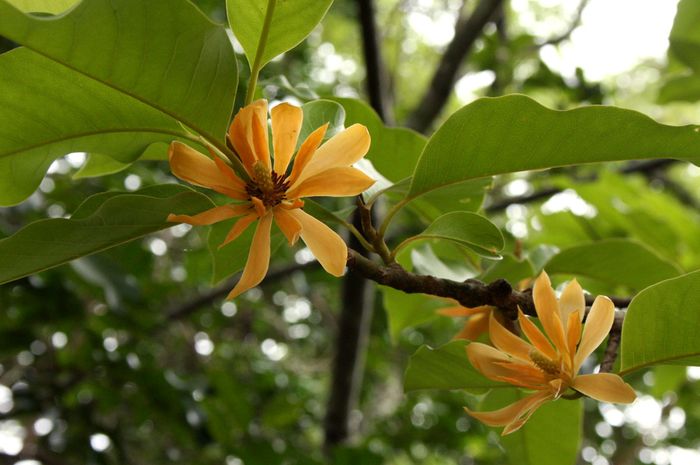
(167, 99), (374, 299)
(437, 303), (492, 341)
(465, 271), (636, 435)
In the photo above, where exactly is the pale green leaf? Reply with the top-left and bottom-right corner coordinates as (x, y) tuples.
(299, 100), (345, 145)
(406, 212), (504, 258)
(5, 0), (76, 13)
(621, 270), (700, 374)
(228, 0), (333, 68)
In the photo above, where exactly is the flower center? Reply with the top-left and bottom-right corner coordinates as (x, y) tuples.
(529, 349), (560, 376)
(246, 161), (290, 207)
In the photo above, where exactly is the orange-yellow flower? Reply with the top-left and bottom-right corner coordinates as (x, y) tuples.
(167, 99), (374, 299)
(437, 303), (492, 341)
(465, 271), (636, 435)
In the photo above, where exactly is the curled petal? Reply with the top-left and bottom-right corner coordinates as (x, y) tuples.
(560, 278), (585, 327)
(437, 305), (491, 317)
(287, 167), (375, 199)
(533, 272), (569, 357)
(227, 212), (273, 299)
(464, 390), (553, 435)
(573, 373), (636, 404)
(574, 296), (615, 372)
(168, 204), (248, 226)
(566, 310), (582, 367)
(219, 213), (258, 248)
(273, 207), (303, 245)
(453, 312), (489, 341)
(228, 99), (269, 173)
(271, 103), (303, 174)
(489, 312), (533, 362)
(292, 124), (370, 185)
(288, 123), (328, 186)
(288, 209), (347, 276)
(518, 309), (557, 360)
(169, 142), (246, 199)
(467, 343), (546, 387)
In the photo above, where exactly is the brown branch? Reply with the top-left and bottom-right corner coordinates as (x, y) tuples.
(405, 0), (504, 133)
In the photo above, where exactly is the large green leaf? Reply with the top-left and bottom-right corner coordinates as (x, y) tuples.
(621, 270), (700, 374)
(480, 389), (582, 465)
(409, 95), (700, 200)
(0, 185), (213, 284)
(0, 0), (237, 142)
(0, 49), (185, 205)
(227, 0), (333, 69)
(545, 239), (682, 292)
(404, 340), (506, 392)
(405, 212), (504, 258)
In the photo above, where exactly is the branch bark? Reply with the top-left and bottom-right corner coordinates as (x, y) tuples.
(405, 0), (504, 133)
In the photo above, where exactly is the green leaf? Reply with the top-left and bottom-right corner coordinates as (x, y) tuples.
(406, 212), (504, 258)
(73, 144), (169, 180)
(480, 389), (582, 465)
(409, 95), (700, 201)
(0, 185), (213, 284)
(544, 239), (682, 291)
(0, 0), (237, 142)
(0, 48), (187, 205)
(659, 75), (700, 103)
(299, 99), (345, 145)
(621, 270), (700, 374)
(333, 97), (427, 182)
(5, 0), (76, 13)
(669, 0), (700, 72)
(382, 287), (443, 343)
(480, 255), (534, 284)
(404, 340), (506, 392)
(228, 0), (333, 69)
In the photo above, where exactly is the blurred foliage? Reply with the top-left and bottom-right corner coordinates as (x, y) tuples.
(0, 1), (699, 465)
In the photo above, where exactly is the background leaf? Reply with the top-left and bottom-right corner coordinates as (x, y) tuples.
(382, 287), (444, 343)
(0, 185), (213, 284)
(407, 212), (504, 258)
(299, 99), (346, 144)
(544, 239), (682, 291)
(621, 270), (700, 374)
(228, 0), (333, 68)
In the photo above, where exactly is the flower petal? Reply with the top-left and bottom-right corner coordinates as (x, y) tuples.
(572, 373), (636, 403)
(288, 209), (347, 276)
(288, 123), (328, 186)
(518, 309), (557, 360)
(566, 310), (582, 368)
(219, 213), (258, 248)
(560, 278), (585, 327)
(167, 204), (248, 226)
(574, 296), (615, 372)
(292, 124), (370, 185)
(227, 212), (273, 299)
(169, 142), (246, 199)
(438, 305), (491, 317)
(228, 99), (269, 172)
(533, 271), (569, 357)
(251, 111), (271, 170)
(273, 207), (302, 245)
(464, 390), (553, 435)
(287, 167), (375, 198)
(453, 312), (489, 340)
(271, 103), (303, 174)
(489, 312), (533, 362)
(466, 343), (545, 387)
